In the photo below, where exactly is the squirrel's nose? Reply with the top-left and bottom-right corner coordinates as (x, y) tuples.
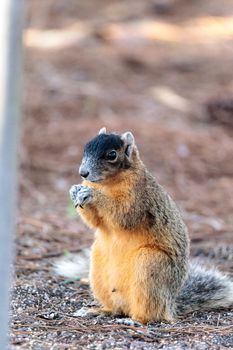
(79, 167), (89, 178)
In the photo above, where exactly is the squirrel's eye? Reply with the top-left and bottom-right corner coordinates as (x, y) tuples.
(106, 150), (117, 161)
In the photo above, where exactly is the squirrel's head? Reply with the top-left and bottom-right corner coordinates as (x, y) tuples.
(79, 127), (138, 183)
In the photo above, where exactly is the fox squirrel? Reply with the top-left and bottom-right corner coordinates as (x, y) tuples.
(69, 128), (233, 324)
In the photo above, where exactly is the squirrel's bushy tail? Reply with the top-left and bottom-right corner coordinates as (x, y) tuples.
(176, 263), (233, 315)
(54, 248), (90, 279)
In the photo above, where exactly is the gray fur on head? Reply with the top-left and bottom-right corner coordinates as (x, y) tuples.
(121, 132), (135, 158)
(98, 127), (107, 135)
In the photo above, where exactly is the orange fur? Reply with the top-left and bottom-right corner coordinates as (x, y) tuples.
(90, 228), (174, 323)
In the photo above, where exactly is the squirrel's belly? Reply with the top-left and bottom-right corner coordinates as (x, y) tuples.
(90, 228), (160, 316)
(90, 237), (132, 315)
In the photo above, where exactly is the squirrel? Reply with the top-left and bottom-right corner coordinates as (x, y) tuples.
(68, 127), (233, 324)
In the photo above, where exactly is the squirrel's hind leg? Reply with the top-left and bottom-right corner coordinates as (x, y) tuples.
(129, 248), (175, 324)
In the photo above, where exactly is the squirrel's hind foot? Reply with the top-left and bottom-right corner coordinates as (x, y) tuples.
(73, 306), (112, 318)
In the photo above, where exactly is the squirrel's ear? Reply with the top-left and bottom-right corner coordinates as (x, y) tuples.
(98, 127), (107, 135)
(121, 132), (135, 158)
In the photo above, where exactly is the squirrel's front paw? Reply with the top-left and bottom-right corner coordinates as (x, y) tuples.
(69, 185), (93, 208)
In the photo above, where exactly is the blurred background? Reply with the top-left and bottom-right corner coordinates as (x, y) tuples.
(12, 1), (233, 347)
(20, 0), (233, 252)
